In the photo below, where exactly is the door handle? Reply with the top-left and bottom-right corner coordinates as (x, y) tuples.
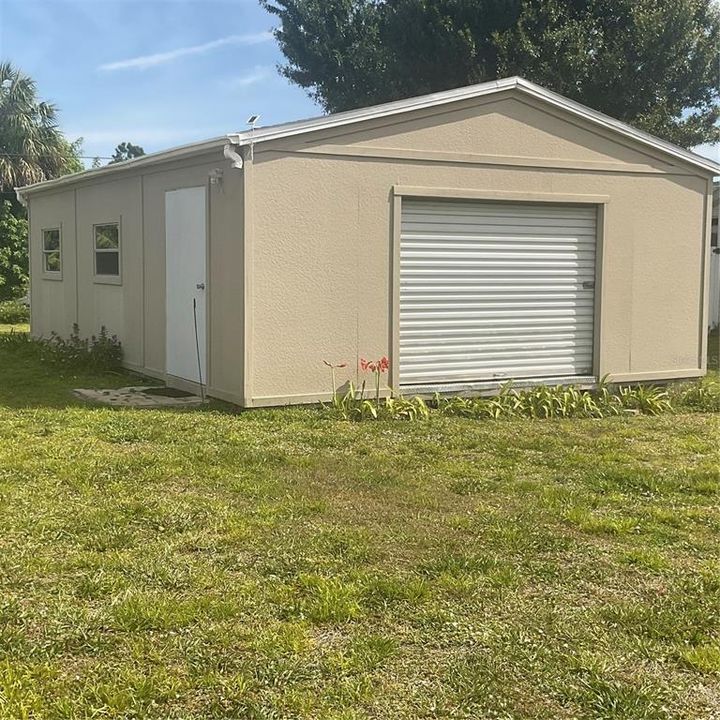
(196, 282), (206, 290)
(582, 281), (595, 290)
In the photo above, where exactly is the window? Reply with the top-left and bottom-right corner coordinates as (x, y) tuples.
(94, 223), (120, 279)
(42, 228), (61, 275)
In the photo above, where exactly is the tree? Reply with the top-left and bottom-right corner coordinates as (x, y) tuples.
(0, 62), (82, 194)
(261, 0), (720, 148)
(0, 200), (28, 300)
(110, 142), (145, 164)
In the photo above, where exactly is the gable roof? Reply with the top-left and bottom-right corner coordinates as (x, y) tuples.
(228, 77), (720, 176)
(16, 76), (720, 200)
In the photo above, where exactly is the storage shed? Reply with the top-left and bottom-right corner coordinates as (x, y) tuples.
(17, 77), (720, 407)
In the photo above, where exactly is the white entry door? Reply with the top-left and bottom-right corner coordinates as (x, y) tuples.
(165, 187), (207, 385)
(399, 199), (597, 386)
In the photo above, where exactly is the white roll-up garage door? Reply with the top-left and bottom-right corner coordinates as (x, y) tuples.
(399, 199), (597, 386)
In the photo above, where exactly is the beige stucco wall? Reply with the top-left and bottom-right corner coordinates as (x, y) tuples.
(247, 93), (711, 405)
(28, 189), (78, 339)
(27, 151), (245, 401)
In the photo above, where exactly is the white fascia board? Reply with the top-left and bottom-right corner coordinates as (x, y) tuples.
(514, 79), (720, 176)
(228, 76), (720, 176)
(16, 136), (228, 199)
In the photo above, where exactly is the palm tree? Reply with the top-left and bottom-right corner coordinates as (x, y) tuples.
(0, 62), (82, 193)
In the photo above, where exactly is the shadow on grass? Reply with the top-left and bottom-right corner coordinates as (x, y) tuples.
(0, 329), (239, 412)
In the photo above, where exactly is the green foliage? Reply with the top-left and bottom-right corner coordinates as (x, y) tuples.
(384, 395), (431, 421)
(0, 299), (29, 324)
(110, 141), (146, 164)
(329, 382), (379, 421)
(327, 382), (430, 421)
(0, 323), (123, 371)
(676, 375), (720, 413)
(325, 374), (720, 423)
(262, 0), (720, 147)
(44, 324), (123, 371)
(0, 200), (28, 300)
(616, 385), (673, 416)
(435, 382), (675, 420)
(0, 62), (83, 192)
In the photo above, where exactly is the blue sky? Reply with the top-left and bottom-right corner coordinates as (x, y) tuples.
(0, 0), (320, 162)
(0, 0), (717, 166)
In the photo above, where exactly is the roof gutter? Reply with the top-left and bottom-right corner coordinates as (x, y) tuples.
(15, 135), (230, 201)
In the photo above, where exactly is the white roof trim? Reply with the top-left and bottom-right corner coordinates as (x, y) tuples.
(16, 136), (227, 197)
(16, 76), (719, 198)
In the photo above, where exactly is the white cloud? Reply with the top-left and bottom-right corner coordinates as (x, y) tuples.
(225, 65), (273, 88)
(98, 31), (273, 71)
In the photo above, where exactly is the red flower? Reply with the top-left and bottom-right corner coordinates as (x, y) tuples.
(360, 356), (389, 374)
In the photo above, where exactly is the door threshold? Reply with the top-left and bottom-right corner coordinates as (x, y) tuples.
(400, 375), (598, 397)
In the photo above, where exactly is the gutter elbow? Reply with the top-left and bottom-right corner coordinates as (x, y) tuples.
(14, 188), (27, 207)
(223, 143), (244, 170)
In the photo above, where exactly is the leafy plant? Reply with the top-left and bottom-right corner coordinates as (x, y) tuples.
(323, 357), (428, 421)
(435, 381), (677, 420)
(322, 358), (720, 422)
(360, 356), (389, 414)
(676, 376), (720, 412)
(615, 385), (673, 416)
(0, 299), (28, 324)
(0, 323), (123, 370)
(40, 324), (122, 371)
(0, 62), (83, 191)
(328, 382), (378, 421)
(384, 395), (430, 421)
(0, 201), (28, 301)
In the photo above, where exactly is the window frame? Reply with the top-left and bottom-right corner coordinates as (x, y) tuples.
(41, 227), (63, 280)
(93, 221), (122, 285)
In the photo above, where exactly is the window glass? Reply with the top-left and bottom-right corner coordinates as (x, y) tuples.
(42, 229), (61, 274)
(95, 251), (120, 276)
(95, 224), (119, 250)
(94, 223), (120, 278)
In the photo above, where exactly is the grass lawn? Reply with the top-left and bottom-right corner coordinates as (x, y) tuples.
(0, 323), (28, 334)
(1, 327), (719, 719)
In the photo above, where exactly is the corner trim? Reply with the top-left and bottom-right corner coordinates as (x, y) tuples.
(242, 146), (254, 408)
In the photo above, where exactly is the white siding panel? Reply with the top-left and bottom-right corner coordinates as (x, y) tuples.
(399, 200), (597, 385)
(710, 252), (719, 330)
